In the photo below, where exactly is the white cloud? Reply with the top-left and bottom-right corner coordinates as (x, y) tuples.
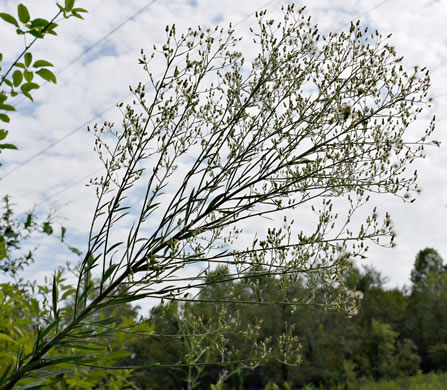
(1, 0), (446, 299)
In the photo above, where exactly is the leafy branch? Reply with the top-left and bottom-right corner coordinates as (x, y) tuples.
(0, 4), (438, 388)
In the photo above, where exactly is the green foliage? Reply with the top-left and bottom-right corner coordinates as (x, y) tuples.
(394, 339), (421, 377)
(17, 4), (30, 25)
(36, 68), (57, 83)
(359, 372), (447, 390)
(0, 195), (68, 276)
(428, 344), (447, 372)
(125, 269), (302, 389)
(0, 270), (154, 389)
(122, 266), (424, 389)
(0, 3), (439, 387)
(0, 0), (87, 158)
(367, 320), (399, 379)
(0, 0), (87, 281)
(403, 249), (447, 372)
(0, 283), (41, 368)
(0, 13), (19, 28)
(410, 248), (445, 289)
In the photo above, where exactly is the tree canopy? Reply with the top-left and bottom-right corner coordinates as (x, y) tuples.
(0, 4), (438, 388)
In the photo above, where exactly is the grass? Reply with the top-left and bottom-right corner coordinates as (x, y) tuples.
(296, 372), (447, 390)
(358, 372), (447, 390)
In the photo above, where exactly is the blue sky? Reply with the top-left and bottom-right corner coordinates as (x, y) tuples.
(1, 0), (446, 300)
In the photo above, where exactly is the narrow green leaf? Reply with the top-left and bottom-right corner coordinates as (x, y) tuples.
(0, 130), (7, 141)
(106, 241), (123, 254)
(40, 355), (88, 367)
(99, 294), (145, 308)
(16, 28), (25, 35)
(78, 282), (93, 304)
(206, 193), (226, 213)
(71, 8), (88, 19)
(59, 343), (105, 352)
(28, 368), (71, 378)
(24, 52), (32, 67)
(0, 333), (17, 344)
(108, 350), (131, 359)
(72, 8), (88, 14)
(14, 62), (25, 69)
(38, 285), (49, 294)
(88, 316), (119, 327)
(30, 18), (49, 28)
(69, 246), (82, 256)
(45, 22), (58, 35)
(0, 93), (6, 104)
(43, 221), (53, 235)
(24, 70), (34, 82)
(0, 53), (2, 62)
(0, 104), (15, 112)
(65, 0), (75, 12)
(61, 287), (76, 300)
(33, 59), (54, 68)
(0, 236), (6, 260)
(52, 275), (58, 319)
(0, 13), (19, 28)
(29, 29), (43, 39)
(0, 362), (13, 383)
(21, 82), (39, 93)
(25, 213), (32, 228)
(18, 4), (30, 24)
(0, 114), (10, 123)
(20, 381), (50, 390)
(102, 264), (118, 284)
(62, 339), (107, 348)
(12, 69), (23, 87)
(3, 78), (12, 87)
(22, 90), (33, 101)
(36, 68), (56, 84)
(56, 3), (65, 15)
(61, 226), (66, 242)
(38, 320), (58, 341)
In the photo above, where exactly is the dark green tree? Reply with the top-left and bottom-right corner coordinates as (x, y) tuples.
(404, 259), (447, 372)
(410, 248), (445, 290)
(0, 4), (438, 387)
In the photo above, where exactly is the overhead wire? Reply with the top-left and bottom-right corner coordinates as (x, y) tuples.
(3, 0), (159, 179)
(13, 0), (158, 108)
(57, 0), (158, 75)
(3, 104), (115, 179)
(2, 0), (277, 180)
(13, 0), (394, 209)
(36, 167), (104, 207)
(337, 0), (391, 31)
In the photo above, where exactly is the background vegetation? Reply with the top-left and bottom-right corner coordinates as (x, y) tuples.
(0, 2), (442, 389)
(111, 247), (447, 389)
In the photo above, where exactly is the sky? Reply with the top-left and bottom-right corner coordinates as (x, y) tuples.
(1, 0), (446, 299)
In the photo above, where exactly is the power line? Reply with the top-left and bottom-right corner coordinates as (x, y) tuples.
(13, 0), (158, 108)
(58, 0), (158, 75)
(14, 0), (394, 208)
(340, 0), (391, 30)
(234, 0), (277, 27)
(2, 103), (117, 179)
(36, 166), (104, 207)
(3, 0), (159, 178)
(11, 0), (286, 207)
(2, 0), (277, 179)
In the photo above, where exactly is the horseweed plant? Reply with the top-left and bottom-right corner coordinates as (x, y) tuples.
(1, 4), (437, 388)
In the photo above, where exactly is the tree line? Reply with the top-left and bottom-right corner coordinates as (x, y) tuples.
(112, 247), (446, 389)
(0, 2), (440, 388)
